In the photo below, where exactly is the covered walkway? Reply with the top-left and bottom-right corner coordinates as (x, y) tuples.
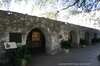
(27, 44), (100, 66)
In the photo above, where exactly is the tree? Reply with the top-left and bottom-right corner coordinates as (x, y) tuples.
(0, 0), (11, 9)
(57, 0), (100, 12)
(40, 11), (58, 19)
(0, 0), (28, 10)
(0, 0), (100, 12)
(0, 0), (100, 20)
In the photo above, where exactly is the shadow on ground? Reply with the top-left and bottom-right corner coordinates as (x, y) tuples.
(27, 44), (100, 66)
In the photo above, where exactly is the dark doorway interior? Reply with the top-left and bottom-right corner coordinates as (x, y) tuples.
(85, 32), (89, 44)
(94, 33), (97, 38)
(26, 28), (45, 53)
(68, 32), (72, 43)
(68, 30), (78, 47)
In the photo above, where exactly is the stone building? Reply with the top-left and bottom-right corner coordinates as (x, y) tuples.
(0, 10), (100, 56)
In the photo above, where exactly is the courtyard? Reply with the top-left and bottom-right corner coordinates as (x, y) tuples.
(0, 0), (100, 66)
(28, 44), (100, 66)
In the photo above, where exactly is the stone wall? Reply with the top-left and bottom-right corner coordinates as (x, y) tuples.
(0, 10), (100, 55)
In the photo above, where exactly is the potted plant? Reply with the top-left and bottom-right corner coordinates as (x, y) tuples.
(0, 62), (3, 66)
(98, 38), (100, 43)
(60, 40), (72, 53)
(91, 38), (99, 44)
(13, 45), (31, 66)
(80, 39), (88, 47)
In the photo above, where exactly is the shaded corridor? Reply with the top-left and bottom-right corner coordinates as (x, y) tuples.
(28, 44), (100, 66)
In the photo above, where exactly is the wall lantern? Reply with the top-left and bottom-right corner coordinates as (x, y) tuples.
(6, 11), (13, 15)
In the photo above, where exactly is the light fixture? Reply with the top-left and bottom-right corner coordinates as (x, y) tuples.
(7, 11), (13, 15)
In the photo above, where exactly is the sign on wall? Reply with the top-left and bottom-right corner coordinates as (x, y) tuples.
(32, 32), (40, 41)
(4, 42), (17, 49)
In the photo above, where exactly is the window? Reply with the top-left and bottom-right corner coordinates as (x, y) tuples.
(9, 33), (22, 43)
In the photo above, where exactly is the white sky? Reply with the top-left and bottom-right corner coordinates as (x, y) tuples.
(0, 0), (100, 30)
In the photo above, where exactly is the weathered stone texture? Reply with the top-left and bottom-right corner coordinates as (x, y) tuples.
(0, 10), (100, 54)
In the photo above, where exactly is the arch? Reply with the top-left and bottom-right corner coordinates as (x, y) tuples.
(85, 32), (90, 43)
(26, 27), (51, 54)
(94, 33), (98, 38)
(68, 32), (72, 42)
(68, 30), (78, 47)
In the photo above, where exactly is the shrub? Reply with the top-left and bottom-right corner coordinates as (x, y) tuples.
(13, 45), (31, 66)
(60, 40), (72, 49)
(91, 38), (99, 44)
(80, 39), (88, 45)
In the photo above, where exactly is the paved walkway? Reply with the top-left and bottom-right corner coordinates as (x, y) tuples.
(27, 44), (100, 66)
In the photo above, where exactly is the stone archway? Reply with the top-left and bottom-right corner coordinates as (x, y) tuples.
(68, 32), (72, 42)
(68, 30), (78, 47)
(94, 33), (98, 38)
(26, 27), (51, 54)
(85, 32), (90, 43)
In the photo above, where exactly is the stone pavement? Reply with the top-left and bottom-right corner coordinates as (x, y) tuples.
(27, 44), (100, 66)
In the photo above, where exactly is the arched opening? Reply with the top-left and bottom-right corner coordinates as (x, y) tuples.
(85, 32), (90, 43)
(68, 32), (72, 42)
(26, 27), (52, 54)
(94, 33), (98, 38)
(26, 28), (45, 53)
(68, 30), (78, 47)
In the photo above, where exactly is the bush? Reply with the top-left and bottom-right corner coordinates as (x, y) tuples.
(0, 62), (5, 66)
(91, 38), (99, 44)
(98, 38), (100, 43)
(80, 39), (88, 45)
(13, 45), (31, 66)
(60, 40), (72, 49)
(0, 62), (2, 66)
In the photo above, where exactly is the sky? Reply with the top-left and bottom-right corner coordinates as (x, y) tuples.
(0, 0), (100, 29)
(0, 0), (100, 17)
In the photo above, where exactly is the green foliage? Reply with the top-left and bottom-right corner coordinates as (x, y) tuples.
(0, 3), (2, 6)
(0, 62), (5, 66)
(32, 0), (57, 10)
(13, 45), (31, 66)
(60, 40), (72, 49)
(91, 38), (100, 43)
(80, 38), (88, 45)
(0, 0), (100, 11)
(85, 9), (91, 13)
(0, 62), (3, 66)
(40, 12), (58, 19)
(68, 10), (79, 15)
(2, 0), (11, 2)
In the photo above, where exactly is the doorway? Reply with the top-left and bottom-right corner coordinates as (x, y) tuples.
(85, 32), (90, 44)
(68, 30), (78, 47)
(26, 28), (45, 53)
(68, 32), (72, 43)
